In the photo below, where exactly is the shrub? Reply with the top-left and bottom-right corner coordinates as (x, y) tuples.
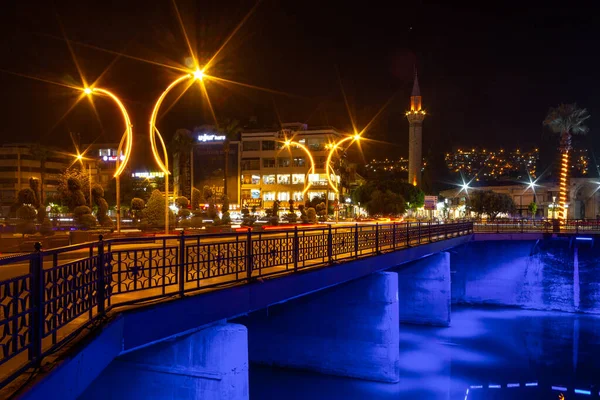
(141, 190), (175, 229)
(191, 188), (202, 210)
(40, 218), (54, 236)
(299, 204), (309, 224)
(175, 196), (189, 209)
(306, 207), (317, 223)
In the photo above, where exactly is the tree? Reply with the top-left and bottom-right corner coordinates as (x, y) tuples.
(141, 190), (175, 229)
(57, 168), (90, 209)
(543, 104), (590, 220)
(365, 190), (406, 216)
(171, 129), (194, 199)
(221, 194), (231, 225)
(217, 119), (242, 198)
(298, 204), (309, 223)
(468, 190), (515, 221)
(352, 179), (423, 215)
(528, 201), (538, 218)
(30, 144), (52, 205)
(92, 184), (113, 228)
(306, 207), (317, 223)
(131, 198), (145, 220)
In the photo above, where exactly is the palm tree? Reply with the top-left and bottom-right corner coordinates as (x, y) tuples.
(29, 144), (53, 205)
(218, 119), (242, 198)
(543, 103), (590, 220)
(170, 129), (194, 198)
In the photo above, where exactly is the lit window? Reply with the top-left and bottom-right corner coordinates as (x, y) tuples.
(277, 192), (290, 201)
(263, 191), (275, 201)
(263, 175), (276, 184)
(293, 157), (306, 167)
(292, 174), (305, 184)
(278, 157), (291, 168)
(277, 175), (291, 184)
(293, 191), (304, 201)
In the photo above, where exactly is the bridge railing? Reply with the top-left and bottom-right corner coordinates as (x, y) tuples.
(472, 219), (600, 233)
(0, 221), (472, 388)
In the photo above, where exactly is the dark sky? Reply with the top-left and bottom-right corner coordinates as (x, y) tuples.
(0, 1), (598, 169)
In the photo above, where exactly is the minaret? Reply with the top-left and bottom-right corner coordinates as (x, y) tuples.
(406, 70), (426, 188)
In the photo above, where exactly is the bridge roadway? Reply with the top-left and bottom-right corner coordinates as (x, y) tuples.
(0, 222), (473, 397)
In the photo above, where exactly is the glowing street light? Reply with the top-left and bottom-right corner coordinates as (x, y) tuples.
(83, 87), (133, 233)
(325, 134), (361, 222)
(279, 139), (316, 198)
(149, 69), (207, 234)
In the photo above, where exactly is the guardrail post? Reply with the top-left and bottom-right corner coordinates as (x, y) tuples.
(178, 231), (186, 295)
(293, 226), (299, 272)
(375, 223), (380, 254)
(354, 223), (359, 258)
(327, 225), (333, 263)
(29, 242), (43, 365)
(97, 235), (106, 314)
(496, 221), (499, 234)
(246, 229), (253, 282)
(392, 223), (396, 250)
(428, 221), (432, 242)
(521, 219), (524, 234)
(406, 222), (411, 247)
(417, 222), (421, 245)
(576, 220), (579, 234)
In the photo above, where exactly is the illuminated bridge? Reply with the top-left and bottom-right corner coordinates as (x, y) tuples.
(0, 222), (474, 399)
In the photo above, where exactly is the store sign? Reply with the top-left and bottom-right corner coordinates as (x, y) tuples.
(242, 198), (262, 208)
(131, 172), (165, 178)
(197, 133), (225, 142)
(424, 195), (438, 210)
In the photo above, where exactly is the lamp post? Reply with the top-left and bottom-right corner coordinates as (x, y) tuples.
(279, 139), (316, 203)
(325, 134), (361, 223)
(83, 87), (133, 233)
(552, 196), (557, 220)
(149, 70), (204, 234)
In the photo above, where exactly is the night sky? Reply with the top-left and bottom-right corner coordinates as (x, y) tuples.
(0, 1), (598, 172)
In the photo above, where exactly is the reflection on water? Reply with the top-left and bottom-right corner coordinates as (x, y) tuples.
(250, 306), (600, 399)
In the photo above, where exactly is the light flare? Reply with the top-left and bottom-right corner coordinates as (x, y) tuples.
(326, 135), (360, 193)
(279, 139), (316, 196)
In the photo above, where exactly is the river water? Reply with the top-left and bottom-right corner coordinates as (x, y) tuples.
(250, 306), (600, 399)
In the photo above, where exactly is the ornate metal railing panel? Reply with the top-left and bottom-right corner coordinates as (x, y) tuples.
(107, 245), (179, 295)
(42, 256), (99, 343)
(0, 275), (31, 366)
(297, 230), (328, 267)
(185, 237), (246, 285)
(0, 221), (473, 388)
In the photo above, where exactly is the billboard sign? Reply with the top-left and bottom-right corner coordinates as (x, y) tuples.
(424, 195), (437, 210)
(192, 142), (239, 204)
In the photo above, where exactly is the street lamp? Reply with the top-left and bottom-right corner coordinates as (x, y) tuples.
(149, 70), (205, 234)
(83, 87), (133, 233)
(325, 134), (361, 222)
(279, 139), (316, 200)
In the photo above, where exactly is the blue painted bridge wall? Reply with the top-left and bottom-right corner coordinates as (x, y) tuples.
(452, 236), (600, 313)
(17, 235), (471, 400)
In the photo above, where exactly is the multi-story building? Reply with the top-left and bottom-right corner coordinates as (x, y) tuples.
(445, 147), (539, 181)
(0, 144), (72, 212)
(240, 123), (345, 210)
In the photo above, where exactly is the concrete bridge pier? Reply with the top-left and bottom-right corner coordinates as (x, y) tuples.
(395, 252), (451, 326)
(83, 323), (249, 400)
(238, 271), (400, 383)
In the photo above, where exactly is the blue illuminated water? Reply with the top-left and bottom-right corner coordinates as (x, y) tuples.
(249, 306), (600, 399)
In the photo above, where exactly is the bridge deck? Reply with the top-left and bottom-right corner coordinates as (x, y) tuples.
(0, 222), (472, 389)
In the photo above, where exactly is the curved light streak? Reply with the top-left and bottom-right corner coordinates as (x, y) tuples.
(325, 135), (360, 194)
(149, 73), (193, 174)
(87, 88), (134, 177)
(279, 140), (316, 196)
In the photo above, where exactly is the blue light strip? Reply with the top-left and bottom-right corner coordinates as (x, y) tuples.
(470, 385), (482, 389)
(507, 383), (520, 388)
(575, 389), (591, 395)
(575, 237), (593, 241)
(489, 384), (501, 389)
(525, 382), (538, 387)
(552, 386), (568, 391)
